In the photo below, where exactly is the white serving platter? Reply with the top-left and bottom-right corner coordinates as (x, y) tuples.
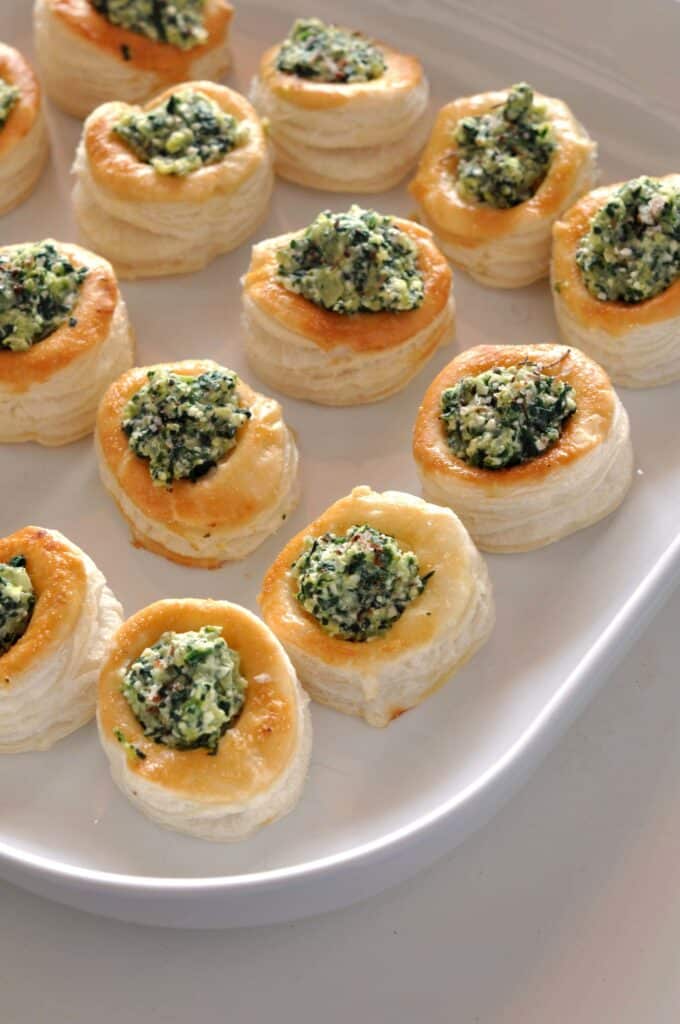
(0, 0), (679, 929)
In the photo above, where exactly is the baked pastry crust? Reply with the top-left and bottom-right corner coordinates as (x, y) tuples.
(0, 42), (49, 214)
(0, 241), (135, 445)
(97, 598), (312, 841)
(552, 175), (680, 387)
(413, 343), (634, 552)
(34, 0), (233, 119)
(409, 89), (598, 288)
(73, 81), (273, 278)
(0, 526), (123, 752)
(250, 40), (429, 192)
(259, 486), (494, 727)
(95, 359), (300, 568)
(242, 218), (455, 405)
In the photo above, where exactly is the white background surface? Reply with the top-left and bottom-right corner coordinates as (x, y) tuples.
(3, 585), (680, 1022)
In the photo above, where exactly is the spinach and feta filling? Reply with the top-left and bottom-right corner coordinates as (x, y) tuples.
(113, 89), (248, 176)
(454, 83), (556, 209)
(90, 0), (208, 50)
(0, 555), (35, 657)
(292, 524), (431, 642)
(575, 177), (680, 303)
(0, 76), (19, 130)
(0, 242), (88, 353)
(275, 17), (386, 83)
(122, 367), (251, 487)
(440, 360), (577, 470)
(121, 626), (246, 754)
(277, 206), (425, 314)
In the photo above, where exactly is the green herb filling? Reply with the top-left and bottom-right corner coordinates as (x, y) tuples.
(275, 17), (386, 83)
(292, 524), (431, 642)
(113, 89), (248, 176)
(90, 0), (208, 50)
(440, 360), (577, 470)
(0, 76), (19, 130)
(277, 206), (425, 314)
(121, 626), (246, 754)
(575, 176), (680, 303)
(0, 555), (35, 657)
(0, 242), (88, 353)
(122, 367), (251, 487)
(454, 82), (556, 209)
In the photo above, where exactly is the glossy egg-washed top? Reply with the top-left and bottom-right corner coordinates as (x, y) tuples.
(414, 344), (616, 487)
(113, 88), (248, 176)
(99, 599), (300, 802)
(245, 219), (451, 353)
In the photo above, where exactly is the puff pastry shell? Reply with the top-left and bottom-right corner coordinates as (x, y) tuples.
(250, 39), (429, 192)
(34, 0), (233, 119)
(0, 526), (123, 753)
(0, 42), (49, 215)
(97, 598), (312, 841)
(0, 241), (135, 445)
(95, 359), (300, 568)
(72, 82), (273, 279)
(259, 486), (494, 727)
(409, 88), (598, 288)
(552, 175), (680, 388)
(242, 218), (455, 406)
(413, 344), (633, 552)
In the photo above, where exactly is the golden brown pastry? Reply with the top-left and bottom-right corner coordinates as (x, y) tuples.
(552, 175), (680, 387)
(250, 17), (430, 192)
(409, 83), (598, 287)
(34, 0), (233, 119)
(259, 486), (494, 727)
(0, 526), (123, 753)
(0, 42), (49, 214)
(98, 598), (312, 840)
(95, 359), (300, 568)
(413, 343), (633, 552)
(0, 240), (134, 445)
(73, 82), (273, 278)
(242, 207), (455, 405)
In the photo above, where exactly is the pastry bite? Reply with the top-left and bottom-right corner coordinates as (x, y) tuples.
(0, 240), (134, 445)
(250, 17), (430, 192)
(72, 82), (273, 279)
(242, 206), (455, 405)
(34, 0), (233, 119)
(413, 343), (633, 553)
(98, 598), (312, 840)
(95, 359), (300, 568)
(552, 175), (680, 388)
(259, 486), (494, 728)
(0, 525), (123, 753)
(409, 82), (598, 288)
(0, 42), (49, 215)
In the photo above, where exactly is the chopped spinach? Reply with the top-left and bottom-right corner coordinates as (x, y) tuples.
(440, 359), (576, 469)
(292, 524), (430, 642)
(275, 17), (386, 83)
(575, 176), (680, 303)
(277, 206), (424, 314)
(122, 367), (251, 487)
(0, 242), (88, 353)
(454, 83), (555, 209)
(121, 626), (246, 753)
